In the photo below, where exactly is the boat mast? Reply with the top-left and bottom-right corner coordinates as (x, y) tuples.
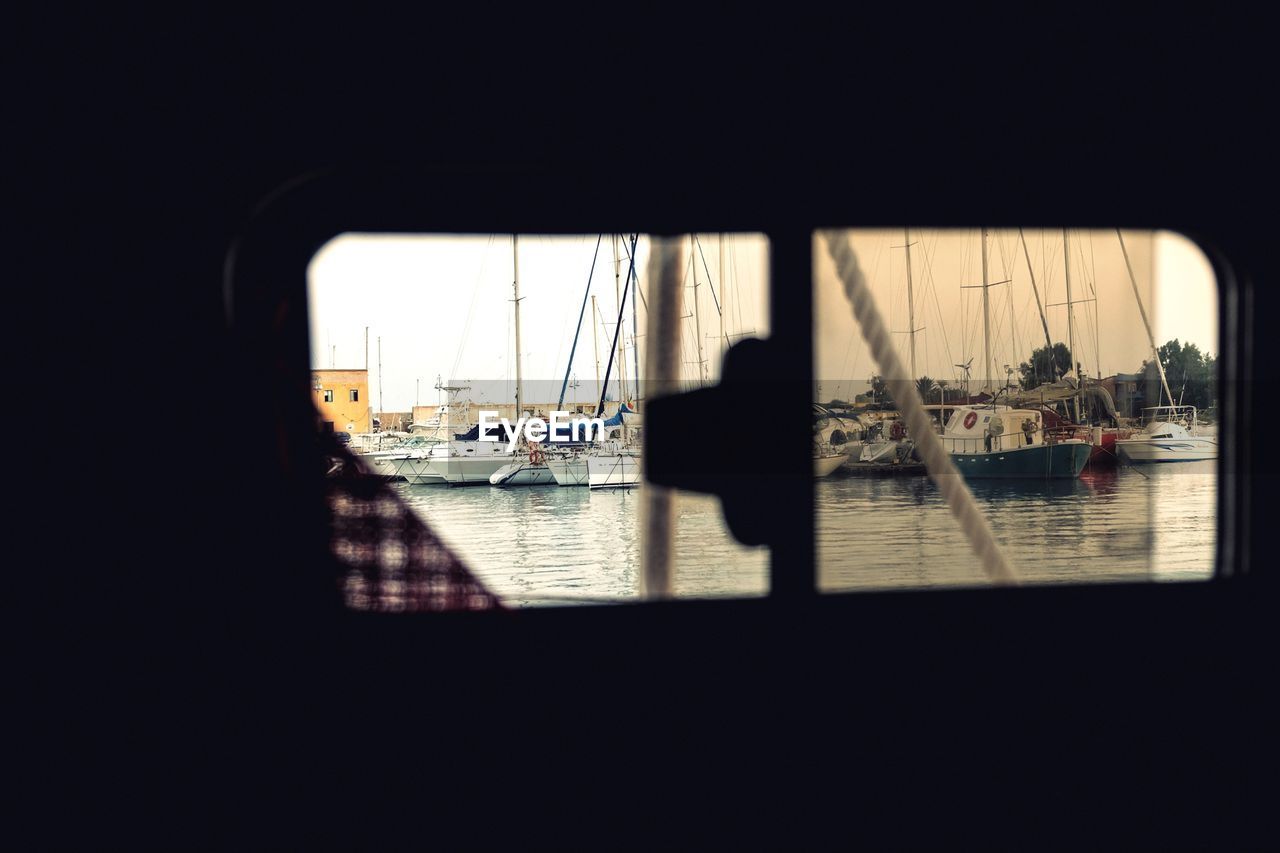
(1019, 228), (1057, 376)
(557, 234), (603, 410)
(691, 234), (707, 384)
(595, 243), (637, 419)
(1063, 229), (1080, 422)
(613, 235), (627, 404)
(630, 234), (641, 402)
(1116, 229), (1175, 407)
(719, 233), (726, 365)
(905, 227), (918, 381)
(591, 294), (601, 406)
(982, 227), (992, 397)
(512, 235), (524, 419)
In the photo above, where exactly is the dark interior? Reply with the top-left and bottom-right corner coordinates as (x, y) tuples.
(40, 19), (1272, 847)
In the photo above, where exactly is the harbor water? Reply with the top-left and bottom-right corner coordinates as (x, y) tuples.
(391, 461), (1215, 607)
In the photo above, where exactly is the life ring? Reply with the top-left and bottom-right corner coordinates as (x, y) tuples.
(963, 411), (978, 429)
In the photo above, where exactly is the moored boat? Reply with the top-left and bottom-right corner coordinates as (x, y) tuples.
(942, 404), (1091, 478)
(814, 446), (850, 477)
(1116, 406), (1217, 462)
(586, 438), (641, 489)
(489, 444), (558, 486)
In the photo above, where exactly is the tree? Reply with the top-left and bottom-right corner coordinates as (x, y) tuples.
(1140, 339), (1216, 410)
(870, 374), (886, 405)
(1018, 342), (1072, 389)
(915, 376), (937, 401)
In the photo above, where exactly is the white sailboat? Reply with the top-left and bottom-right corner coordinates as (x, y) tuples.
(587, 434), (642, 489)
(489, 443), (560, 486)
(814, 443), (850, 476)
(426, 236), (530, 486)
(585, 234), (643, 490)
(495, 235), (607, 488)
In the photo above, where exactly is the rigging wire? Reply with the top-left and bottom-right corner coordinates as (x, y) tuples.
(823, 229), (1016, 585)
(919, 230), (956, 387)
(449, 233), (496, 383)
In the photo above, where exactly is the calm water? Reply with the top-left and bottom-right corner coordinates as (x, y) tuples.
(392, 461), (1215, 606)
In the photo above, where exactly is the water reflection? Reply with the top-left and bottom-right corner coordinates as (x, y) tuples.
(395, 483), (767, 606)
(818, 462), (1214, 591)
(389, 460), (1213, 606)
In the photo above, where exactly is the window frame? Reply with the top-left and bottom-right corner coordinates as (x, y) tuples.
(227, 168), (1249, 611)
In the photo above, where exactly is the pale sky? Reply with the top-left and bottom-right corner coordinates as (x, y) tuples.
(307, 233), (769, 412)
(813, 229), (1217, 399)
(307, 230), (1215, 411)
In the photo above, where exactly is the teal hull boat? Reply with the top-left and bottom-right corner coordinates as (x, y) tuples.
(949, 440), (1091, 479)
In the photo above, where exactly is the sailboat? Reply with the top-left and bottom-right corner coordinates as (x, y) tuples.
(584, 234), (643, 490)
(1112, 230), (1217, 464)
(419, 236), (535, 486)
(493, 235), (605, 487)
(941, 228), (1091, 478)
(1008, 228), (1136, 467)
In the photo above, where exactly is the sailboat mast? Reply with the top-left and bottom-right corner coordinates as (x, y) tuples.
(1117, 229), (1174, 406)
(630, 234), (641, 401)
(1019, 228), (1056, 373)
(905, 227), (917, 381)
(1063, 229), (1080, 421)
(591, 294), (601, 404)
(1063, 229), (1077, 379)
(557, 234), (602, 410)
(981, 227), (992, 395)
(719, 233), (727, 361)
(692, 234), (706, 383)
(613, 235), (627, 403)
(512, 235), (524, 418)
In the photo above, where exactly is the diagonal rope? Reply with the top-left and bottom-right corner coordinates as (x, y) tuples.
(822, 229), (1018, 585)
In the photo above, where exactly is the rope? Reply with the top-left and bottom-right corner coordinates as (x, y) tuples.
(822, 230), (1018, 585)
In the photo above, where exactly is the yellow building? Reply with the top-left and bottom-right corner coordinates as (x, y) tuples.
(312, 369), (371, 433)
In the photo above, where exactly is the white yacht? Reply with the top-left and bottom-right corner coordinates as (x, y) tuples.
(587, 441), (641, 489)
(1116, 406), (1217, 463)
(489, 445), (558, 486)
(546, 446), (591, 486)
(358, 436), (444, 483)
(431, 424), (517, 485)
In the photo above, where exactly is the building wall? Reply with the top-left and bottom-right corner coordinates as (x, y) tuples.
(375, 412), (412, 432)
(313, 369), (370, 433)
(1108, 372), (1146, 419)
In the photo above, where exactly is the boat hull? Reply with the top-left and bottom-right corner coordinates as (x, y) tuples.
(437, 456), (513, 485)
(361, 453), (448, 484)
(489, 461), (558, 486)
(814, 452), (849, 477)
(1116, 437), (1217, 463)
(547, 457), (589, 486)
(949, 440), (1091, 478)
(587, 453), (642, 489)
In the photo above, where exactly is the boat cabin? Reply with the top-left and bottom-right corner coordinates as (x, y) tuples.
(1137, 405), (1199, 432)
(942, 405), (1044, 454)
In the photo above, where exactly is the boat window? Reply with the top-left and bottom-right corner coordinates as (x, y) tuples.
(814, 228), (1219, 592)
(309, 232), (770, 609)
